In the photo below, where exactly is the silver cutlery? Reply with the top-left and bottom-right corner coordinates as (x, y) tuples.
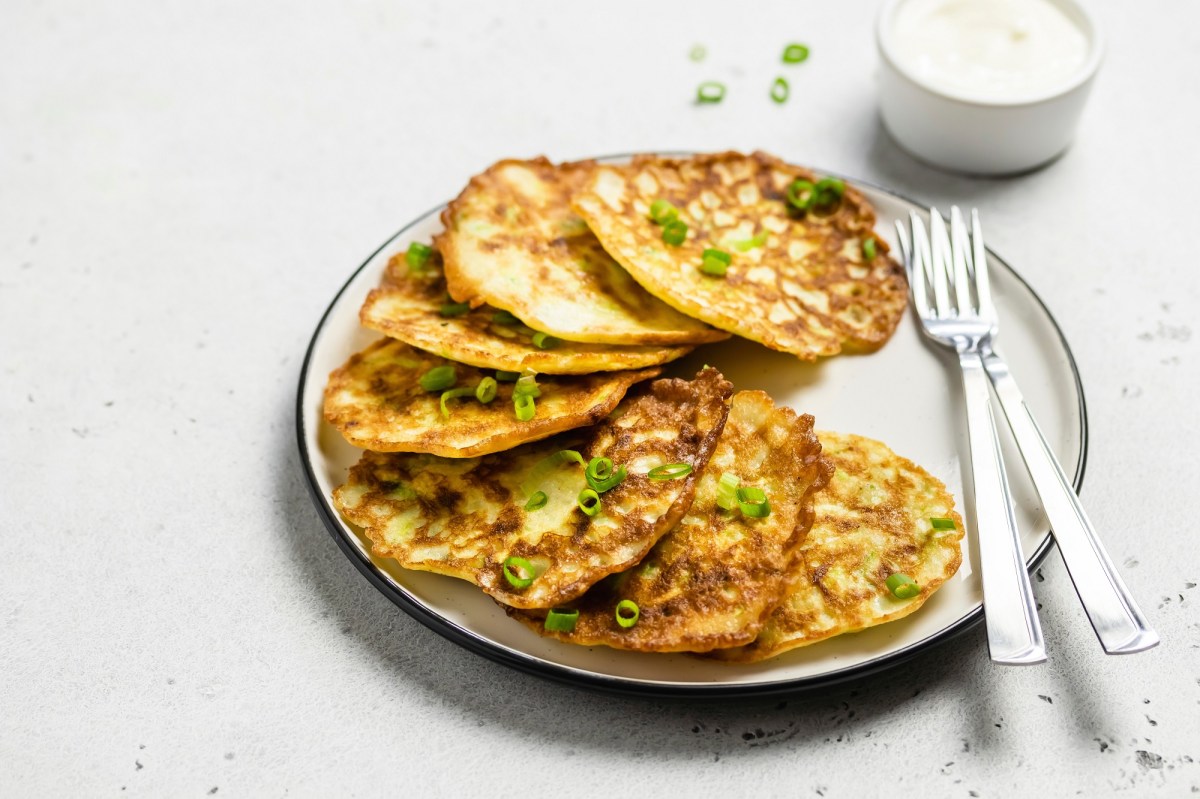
(956, 210), (1157, 655)
(898, 206), (1160, 661)
(896, 207), (1046, 665)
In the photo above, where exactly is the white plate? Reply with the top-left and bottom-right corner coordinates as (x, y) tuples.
(296, 172), (1086, 697)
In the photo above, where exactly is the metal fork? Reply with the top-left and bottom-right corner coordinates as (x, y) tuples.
(899, 207), (1160, 660)
(896, 207), (1046, 665)
(958, 210), (1157, 655)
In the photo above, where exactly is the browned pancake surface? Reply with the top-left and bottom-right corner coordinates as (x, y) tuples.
(712, 431), (964, 662)
(572, 151), (908, 360)
(332, 368), (734, 608)
(507, 391), (832, 652)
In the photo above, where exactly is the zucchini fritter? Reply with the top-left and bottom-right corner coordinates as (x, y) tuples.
(360, 249), (693, 374)
(507, 391), (832, 652)
(434, 158), (729, 346)
(332, 368), (734, 609)
(712, 432), (964, 662)
(572, 151), (908, 360)
(324, 338), (659, 457)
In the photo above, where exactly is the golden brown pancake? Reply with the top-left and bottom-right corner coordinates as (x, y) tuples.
(332, 368), (734, 609)
(324, 337), (660, 457)
(360, 249), (694, 374)
(712, 431), (964, 662)
(434, 157), (729, 346)
(572, 151), (908, 360)
(506, 391), (832, 652)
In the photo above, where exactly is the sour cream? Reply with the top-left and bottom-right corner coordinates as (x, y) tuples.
(891, 0), (1089, 101)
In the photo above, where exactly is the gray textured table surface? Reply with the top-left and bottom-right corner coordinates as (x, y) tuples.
(3, 1), (1197, 795)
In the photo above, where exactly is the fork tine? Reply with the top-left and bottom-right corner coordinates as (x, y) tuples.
(894, 218), (920, 312)
(894, 218), (919, 312)
(928, 207), (953, 317)
(894, 219), (912, 285)
(971, 209), (996, 321)
(894, 219), (910, 264)
(949, 206), (974, 314)
(908, 211), (932, 317)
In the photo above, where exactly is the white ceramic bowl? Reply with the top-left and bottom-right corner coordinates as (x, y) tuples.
(876, 0), (1104, 176)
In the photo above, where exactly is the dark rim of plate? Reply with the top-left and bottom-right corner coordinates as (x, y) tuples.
(294, 160), (1087, 699)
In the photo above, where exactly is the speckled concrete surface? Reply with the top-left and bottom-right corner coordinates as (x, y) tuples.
(2, 1), (1197, 795)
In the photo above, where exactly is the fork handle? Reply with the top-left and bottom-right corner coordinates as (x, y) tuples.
(983, 351), (1159, 654)
(959, 350), (1047, 665)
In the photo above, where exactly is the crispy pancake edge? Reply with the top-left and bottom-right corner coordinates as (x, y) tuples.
(359, 252), (696, 374)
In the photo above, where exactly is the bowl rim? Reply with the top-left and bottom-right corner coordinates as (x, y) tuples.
(876, 0), (1105, 109)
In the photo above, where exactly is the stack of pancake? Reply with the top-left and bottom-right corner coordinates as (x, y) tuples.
(325, 151), (963, 661)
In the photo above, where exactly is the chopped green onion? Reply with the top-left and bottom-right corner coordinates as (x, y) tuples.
(492, 310), (521, 325)
(863, 238), (877, 261)
(662, 220), (688, 246)
(514, 393), (536, 421)
(419, 365), (456, 392)
(531, 331), (559, 350)
(475, 376), (498, 404)
(577, 488), (602, 516)
(439, 301), (471, 317)
(930, 517), (957, 530)
(564, 450), (587, 467)
(495, 370), (521, 382)
(524, 491), (548, 511)
(520, 449), (586, 497)
(716, 471), (740, 511)
(782, 43), (810, 64)
(406, 243), (434, 272)
(439, 386), (475, 418)
(737, 486), (771, 518)
(770, 76), (789, 104)
(513, 372), (541, 398)
(816, 177), (845, 198)
(534, 449), (586, 469)
(786, 179), (816, 211)
(702, 248), (731, 265)
(647, 463), (693, 480)
(649, 199), (679, 225)
(615, 599), (640, 628)
(696, 81), (726, 104)
(811, 177), (846, 213)
(886, 572), (920, 599)
(502, 556), (535, 589)
(586, 457), (614, 481)
(700, 247), (731, 277)
(689, 44), (706, 62)
(585, 457), (628, 493)
(544, 608), (579, 633)
(730, 231), (768, 251)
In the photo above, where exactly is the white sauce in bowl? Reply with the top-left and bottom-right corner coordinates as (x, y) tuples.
(891, 0), (1089, 101)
